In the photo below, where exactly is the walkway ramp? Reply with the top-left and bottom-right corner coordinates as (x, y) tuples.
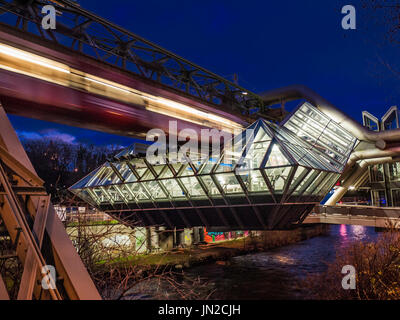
(304, 204), (400, 228)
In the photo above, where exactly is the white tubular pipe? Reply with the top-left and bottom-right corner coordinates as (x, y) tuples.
(325, 157), (394, 205)
(260, 85), (400, 144)
(349, 146), (400, 162)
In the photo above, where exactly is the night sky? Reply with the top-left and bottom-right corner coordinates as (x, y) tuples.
(9, 0), (400, 147)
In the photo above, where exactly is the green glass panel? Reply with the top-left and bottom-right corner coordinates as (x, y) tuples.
(170, 163), (182, 175)
(215, 151), (237, 173)
(116, 163), (136, 182)
(77, 188), (98, 206)
(389, 162), (400, 181)
(312, 173), (331, 196)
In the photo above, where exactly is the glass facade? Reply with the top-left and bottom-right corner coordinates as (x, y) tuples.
(370, 164), (385, 182)
(389, 162), (400, 182)
(70, 102), (357, 230)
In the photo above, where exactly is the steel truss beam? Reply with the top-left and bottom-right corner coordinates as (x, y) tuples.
(0, 102), (100, 300)
(0, 0), (283, 121)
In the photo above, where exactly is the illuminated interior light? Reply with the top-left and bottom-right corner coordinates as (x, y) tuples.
(0, 43), (70, 74)
(146, 96), (242, 130)
(85, 76), (131, 94)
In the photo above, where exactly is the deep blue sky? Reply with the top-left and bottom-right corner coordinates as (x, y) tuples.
(9, 0), (400, 147)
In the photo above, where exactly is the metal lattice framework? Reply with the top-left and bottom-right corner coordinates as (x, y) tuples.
(0, 102), (100, 300)
(70, 103), (358, 230)
(0, 0), (281, 120)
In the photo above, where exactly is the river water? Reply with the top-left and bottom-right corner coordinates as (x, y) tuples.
(122, 224), (379, 300)
(184, 224), (378, 300)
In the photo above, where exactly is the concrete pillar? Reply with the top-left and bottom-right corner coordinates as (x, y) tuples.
(193, 227), (200, 244)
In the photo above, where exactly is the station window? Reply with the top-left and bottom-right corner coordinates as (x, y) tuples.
(389, 162), (400, 181)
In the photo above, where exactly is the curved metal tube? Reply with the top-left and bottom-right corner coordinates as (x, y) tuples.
(260, 85), (400, 144)
(325, 157), (394, 205)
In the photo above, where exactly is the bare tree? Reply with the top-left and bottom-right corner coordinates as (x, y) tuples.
(63, 203), (213, 300)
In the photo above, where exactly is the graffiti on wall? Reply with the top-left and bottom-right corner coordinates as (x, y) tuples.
(204, 229), (249, 243)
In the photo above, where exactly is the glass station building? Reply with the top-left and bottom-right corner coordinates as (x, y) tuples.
(70, 103), (357, 230)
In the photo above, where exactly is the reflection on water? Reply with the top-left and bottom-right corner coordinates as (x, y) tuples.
(185, 225), (378, 300)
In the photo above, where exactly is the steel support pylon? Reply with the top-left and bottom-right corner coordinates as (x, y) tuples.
(0, 102), (101, 300)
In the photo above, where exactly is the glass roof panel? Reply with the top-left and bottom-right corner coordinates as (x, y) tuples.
(242, 140), (271, 170)
(71, 110), (357, 210)
(240, 169), (269, 193)
(119, 184), (136, 203)
(94, 165), (114, 186)
(170, 163), (183, 175)
(289, 166), (309, 192)
(179, 177), (206, 197)
(214, 173), (243, 194)
(152, 165), (165, 177)
(92, 188), (106, 203)
(304, 171), (329, 195)
(283, 102), (357, 171)
(130, 183), (150, 200)
(107, 185), (124, 203)
(200, 157), (219, 174)
(178, 164), (195, 176)
(159, 166), (174, 178)
(70, 166), (103, 189)
(142, 181), (167, 199)
(253, 124), (270, 142)
(292, 170), (320, 196)
(199, 176), (221, 196)
(264, 166), (292, 193)
(141, 168), (156, 181)
(265, 143), (290, 168)
(73, 189), (97, 207)
(215, 151), (237, 173)
(160, 179), (186, 198)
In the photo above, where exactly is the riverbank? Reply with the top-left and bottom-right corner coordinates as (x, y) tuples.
(123, 224), (330, 270)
